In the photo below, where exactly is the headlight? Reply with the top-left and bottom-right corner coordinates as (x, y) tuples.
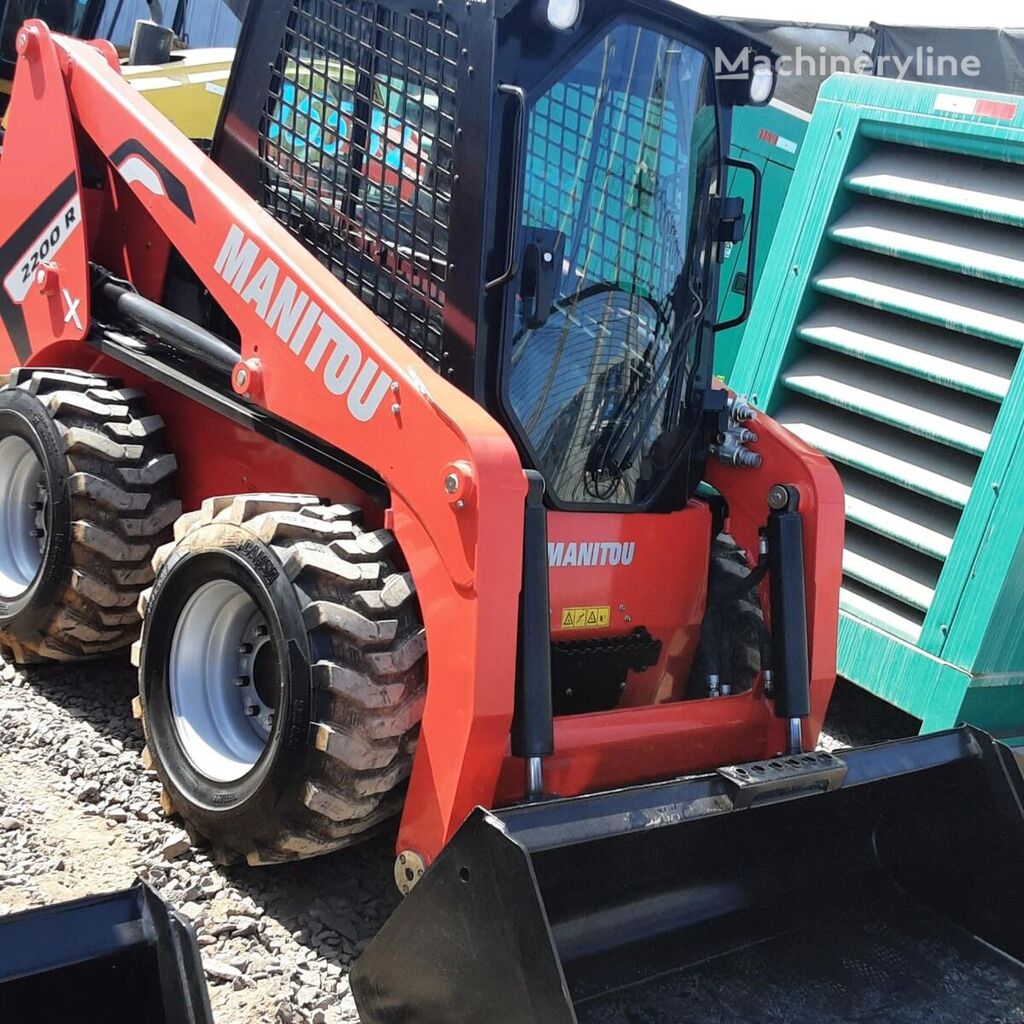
(749, 63), (775, 105)
(544, 0), (582, 31)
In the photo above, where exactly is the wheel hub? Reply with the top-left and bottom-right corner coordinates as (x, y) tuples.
(237, 617), (278, 740)
(0, 435), (46, 599)
(169, 579), (281, 782)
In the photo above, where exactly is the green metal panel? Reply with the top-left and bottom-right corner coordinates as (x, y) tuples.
(731, 74), (1024, 741)
(715, 101), (808, 379)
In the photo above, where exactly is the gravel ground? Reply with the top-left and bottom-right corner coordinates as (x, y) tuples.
(819, 676), (919, 752)
(0, 650), (916, 1023)
(0, 655), (400, 1024)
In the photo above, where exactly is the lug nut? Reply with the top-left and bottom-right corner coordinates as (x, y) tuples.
(255, 624), (269, 638)
(235, 675), (250, 688)
(238, 642), (253, 655)
(244, 705), (259, 717)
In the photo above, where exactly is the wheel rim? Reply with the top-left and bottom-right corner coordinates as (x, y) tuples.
(0, 435), (46, 599)
(169, 579), (279, 782)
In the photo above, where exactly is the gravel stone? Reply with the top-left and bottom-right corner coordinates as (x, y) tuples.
(162, 831), (192, 860)
(0, 654), (403, 1022)
(205, 959), (244, 983)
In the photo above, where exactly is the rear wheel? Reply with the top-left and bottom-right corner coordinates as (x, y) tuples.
(134, 493), (426, 865)
(0, 368), (179, 662)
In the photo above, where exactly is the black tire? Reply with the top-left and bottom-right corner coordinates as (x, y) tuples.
(134, 493), (426, 865)
(687, 535), (764, 699)
(0, 368), (179, 663)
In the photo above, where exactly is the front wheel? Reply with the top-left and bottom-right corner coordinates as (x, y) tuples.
(134, 493), (427, 865)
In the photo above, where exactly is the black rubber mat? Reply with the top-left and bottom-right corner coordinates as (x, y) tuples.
(574, 890), (1024, 1024)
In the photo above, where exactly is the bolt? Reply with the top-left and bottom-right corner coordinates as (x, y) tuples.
(542, 251), (553, 264)
(444, 472), (460, 494)
(618, 604), (626, 611)
(255, 624), (269, 638)
(238, 642), (253, 655)
(624, 614), (632, 623)
(565, 688), (574, 698)
(390, 380), (400, 393)
(244, 705), (259, 717)
(30, 527), (44, 538)
(235, 676), (249, 688)
(454, 499), (465, 510)
(391, 403), (401, 415)
(236, 368), (248, 388)
(767, 485), (789, 510)
(29, 500), (43, 511)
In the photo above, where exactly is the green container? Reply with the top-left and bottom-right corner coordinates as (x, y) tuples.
(716, 100), (809, 378)
(731, 73), (1024, 746)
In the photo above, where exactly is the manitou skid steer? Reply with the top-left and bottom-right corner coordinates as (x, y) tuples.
(0, 3), (1020, 1021)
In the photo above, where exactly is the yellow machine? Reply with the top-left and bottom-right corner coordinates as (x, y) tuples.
(0, 2), (239, 139)
(121, 47), (235, 141)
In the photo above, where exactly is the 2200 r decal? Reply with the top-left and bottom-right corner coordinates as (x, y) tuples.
(3, 192), (81, 303)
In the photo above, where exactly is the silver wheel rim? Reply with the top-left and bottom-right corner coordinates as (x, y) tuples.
(169, 579), (278, 782)
(0, 435), (46, 599)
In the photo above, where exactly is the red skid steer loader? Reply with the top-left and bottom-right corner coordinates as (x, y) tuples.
(0, 3), (1020, 1021)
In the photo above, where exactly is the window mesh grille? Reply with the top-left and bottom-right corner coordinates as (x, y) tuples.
(259, 0), (459, 366)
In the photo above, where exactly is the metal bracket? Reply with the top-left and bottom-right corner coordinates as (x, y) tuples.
(718, 750), (848, 809)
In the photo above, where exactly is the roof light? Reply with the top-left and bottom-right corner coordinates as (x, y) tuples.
(749, 63), (775, 106)
(544, 0), (582, 31)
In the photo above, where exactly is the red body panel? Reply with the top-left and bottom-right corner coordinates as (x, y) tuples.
(547, 504), (711, 705)
(0, 24), (845, 865)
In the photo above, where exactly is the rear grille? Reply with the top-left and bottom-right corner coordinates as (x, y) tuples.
(770, 141), (1024, 643)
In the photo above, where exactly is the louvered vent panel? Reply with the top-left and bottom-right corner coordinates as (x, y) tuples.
(773, 141), (1024, 643)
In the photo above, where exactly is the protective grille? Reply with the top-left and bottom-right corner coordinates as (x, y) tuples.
(770, 137), (1024, 643)
(258, 0), (459, 367)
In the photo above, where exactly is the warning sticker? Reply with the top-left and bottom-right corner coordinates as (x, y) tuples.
(560, 606), (611, 631)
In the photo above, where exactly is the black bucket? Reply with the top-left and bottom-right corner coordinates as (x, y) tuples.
(353, 727), (1024, 1024)
(0, 881), (213, 1024)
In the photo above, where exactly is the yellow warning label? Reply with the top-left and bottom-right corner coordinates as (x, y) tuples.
(560, 606), (611, 631)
